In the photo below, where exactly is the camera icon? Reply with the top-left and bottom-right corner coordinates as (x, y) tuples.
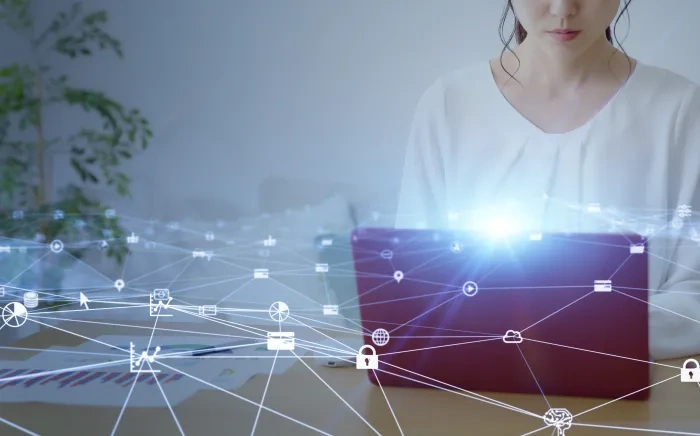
(152, 289), (169, 301)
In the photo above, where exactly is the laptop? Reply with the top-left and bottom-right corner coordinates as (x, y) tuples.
(351, 228), (650, 400)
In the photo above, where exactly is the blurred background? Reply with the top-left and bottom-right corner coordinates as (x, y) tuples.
(6, 0), (698, 219)
(1, 0), (699, 333)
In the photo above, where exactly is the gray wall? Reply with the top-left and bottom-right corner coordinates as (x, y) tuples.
(15, 0), (700, 220)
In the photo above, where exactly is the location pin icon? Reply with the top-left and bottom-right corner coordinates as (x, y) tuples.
(114, 279), (125, 292)
(393, 270), (404, 283)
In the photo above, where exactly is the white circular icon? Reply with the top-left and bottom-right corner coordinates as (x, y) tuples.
(2, 302), (28, 328)
(451, 242), (462, 253)
(114, 279), (125, 291)
(50, 240), (64, 253)
(462, 281), (478, 297)
(371, 328), (390, 346)
(380, 249), (393, 260)
(269, 301), (289, 322)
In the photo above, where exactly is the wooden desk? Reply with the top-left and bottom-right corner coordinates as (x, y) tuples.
(0, 322), (698, 436)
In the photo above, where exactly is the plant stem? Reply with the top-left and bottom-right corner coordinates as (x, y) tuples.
(33, 69), (46, 207)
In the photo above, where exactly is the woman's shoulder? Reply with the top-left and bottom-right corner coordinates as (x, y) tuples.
(635, 63), (700, 155)
(633, 61), (700, 101)
(429, 62), (491, 91)
(417, 62), (493, 108)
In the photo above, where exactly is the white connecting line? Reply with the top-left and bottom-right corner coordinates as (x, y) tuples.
(2, 224), (700, 436)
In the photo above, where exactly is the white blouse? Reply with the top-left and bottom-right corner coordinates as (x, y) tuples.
(396, 61), (700, 360)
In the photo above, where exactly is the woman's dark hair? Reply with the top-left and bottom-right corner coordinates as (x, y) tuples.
(499, 0), (633, 82)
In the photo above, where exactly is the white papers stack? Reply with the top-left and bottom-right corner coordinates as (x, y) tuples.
(0, 334), (308, 407)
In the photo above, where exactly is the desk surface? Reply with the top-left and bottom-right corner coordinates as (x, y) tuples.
(0, 322), (698, 436)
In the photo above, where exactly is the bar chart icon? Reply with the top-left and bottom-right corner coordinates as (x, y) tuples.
(129, 342), (161, 374)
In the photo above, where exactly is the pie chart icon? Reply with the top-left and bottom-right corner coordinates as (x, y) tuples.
(2, 302), (28, 328)
(268, 301), (289, 322)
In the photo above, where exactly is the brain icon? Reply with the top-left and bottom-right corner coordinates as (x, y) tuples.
(543, 408), (572, 435)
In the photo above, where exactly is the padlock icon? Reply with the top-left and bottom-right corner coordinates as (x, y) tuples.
(356, 345), (378, 370)
(681, 358), (699, 382)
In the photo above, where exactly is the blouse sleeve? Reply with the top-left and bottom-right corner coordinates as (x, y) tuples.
(394, 78), (450, 229)
(649, 86), (700, 360)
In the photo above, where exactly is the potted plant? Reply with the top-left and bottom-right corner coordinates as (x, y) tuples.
(0, 0), (152, 334)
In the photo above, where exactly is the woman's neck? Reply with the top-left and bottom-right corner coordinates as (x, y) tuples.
(510, 37), (622, 92)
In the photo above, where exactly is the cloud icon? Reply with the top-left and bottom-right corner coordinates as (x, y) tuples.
(502, 329), (523, 344)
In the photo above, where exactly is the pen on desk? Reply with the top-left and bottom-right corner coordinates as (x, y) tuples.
(191, 346), (227, 357)
(190, 340), (258, 357)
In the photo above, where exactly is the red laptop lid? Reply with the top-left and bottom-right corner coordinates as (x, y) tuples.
(351, 228), (650, 400)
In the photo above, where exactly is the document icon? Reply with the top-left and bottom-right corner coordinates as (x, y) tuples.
(323, 305), (338, 315)
(594, 280), (612, 292)
(253, 268), (269, 279)
(267, 332), (295, 351)
(629, 243), (644, 254)
(315, 263), (329, 273)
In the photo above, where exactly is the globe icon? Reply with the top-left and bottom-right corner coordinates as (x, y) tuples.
(371, 328), (390, 346)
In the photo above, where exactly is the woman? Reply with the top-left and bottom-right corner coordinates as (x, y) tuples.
(396, 0), (700, 360)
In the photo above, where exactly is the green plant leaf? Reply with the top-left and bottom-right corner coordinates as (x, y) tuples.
(0, 0), (32, 32)
(0, 2), (148, 291)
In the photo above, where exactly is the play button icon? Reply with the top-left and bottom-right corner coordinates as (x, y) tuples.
(462, 281), (478, 297)
(50, 240), (64, 253)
